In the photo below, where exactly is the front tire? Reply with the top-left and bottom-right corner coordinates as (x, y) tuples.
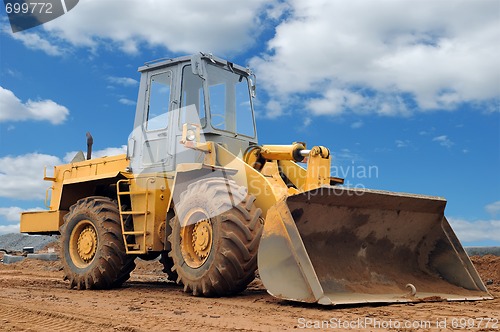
(169, 178), (263, 297)
(60, 196), (136, 290)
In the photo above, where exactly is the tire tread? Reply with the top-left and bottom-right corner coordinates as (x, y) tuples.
(169, 178), (263, 297)
(60, 196), (136, 290)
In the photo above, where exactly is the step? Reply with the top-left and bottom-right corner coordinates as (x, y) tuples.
(123, 231), (147, 235)
(120, 211), (149, 215)
(118, 191), (147, 195)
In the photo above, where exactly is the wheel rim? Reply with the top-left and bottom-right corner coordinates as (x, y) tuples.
(69, 219), (98, 269)
(180, 209), (213, 268)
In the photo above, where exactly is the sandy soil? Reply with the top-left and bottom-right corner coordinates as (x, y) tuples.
(0, 251), (498, 331)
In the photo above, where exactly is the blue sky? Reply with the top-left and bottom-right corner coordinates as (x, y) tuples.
(0, 0), (499, 245)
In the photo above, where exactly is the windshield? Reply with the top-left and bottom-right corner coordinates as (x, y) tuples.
(206, 63), (255, 137)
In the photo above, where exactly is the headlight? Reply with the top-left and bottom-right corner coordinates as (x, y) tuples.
(186, 129), (196, 141)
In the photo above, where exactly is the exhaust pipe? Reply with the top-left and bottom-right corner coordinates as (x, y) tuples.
(86, 132), (93, 160)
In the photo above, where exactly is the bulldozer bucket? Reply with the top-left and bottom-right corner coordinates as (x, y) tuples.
(258, 187), (492, 305)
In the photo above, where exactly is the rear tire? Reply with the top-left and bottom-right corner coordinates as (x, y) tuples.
(159, 251), (178, 282)
(60, 196), (136, 290)
(169, 178), (263, 296)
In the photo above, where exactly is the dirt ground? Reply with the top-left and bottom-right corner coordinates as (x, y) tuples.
(0, 248), (499, 332)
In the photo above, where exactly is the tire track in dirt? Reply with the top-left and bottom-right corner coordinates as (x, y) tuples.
(1, 256), (498, 331)
(1, 301), (136, 332)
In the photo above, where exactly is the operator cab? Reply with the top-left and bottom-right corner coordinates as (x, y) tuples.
(127, 54), (258, 173)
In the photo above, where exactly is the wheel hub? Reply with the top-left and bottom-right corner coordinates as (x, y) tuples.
(192, 220), (212, 259)
(180, 211), (214, 269)
(77, 226), (97, 263)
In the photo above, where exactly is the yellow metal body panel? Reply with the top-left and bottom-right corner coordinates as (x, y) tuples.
(47, 154), (128, 210)
(21, 154), (129, 234)
(302, 146), (331, 191)
(215, 144), (280, 217)
(121, 174), (174, 253)
(20, 210), (67, 233)
(61, 154), (129, 181)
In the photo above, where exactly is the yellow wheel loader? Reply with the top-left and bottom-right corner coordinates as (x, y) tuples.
(21, 53), (492, 305)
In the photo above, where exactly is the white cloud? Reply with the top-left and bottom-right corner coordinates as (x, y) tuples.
(351, 121), (363, 129)
(265, 1), (291, 20)
(332, 148), (363, 164)
(6, 68), (22, 78)
(448, 217), (500, 244)
(0, 86), (69, 124)
(107, 76), (139, 87)
(307, 88), (365, 116)
(433, 135), (454, 148)
(2, 26), (64, 56)
(0, 153), (62, 200)
(63, 145), (127, 163)
(303, 117), (312, 127)
(251, 0), (499, 117)
(263, 100), (284, 118)
(395, 140), (409, 148)
(119, 98), (136, 106)
(0, 207), (44, 223)
(0, 146), (126, 200)
(40, 0), (271, 55)
(0, 207), (24, 222)
(485, 201), (500, 217)
(93, 145), (127, 158)
(0, 224), (21, 235)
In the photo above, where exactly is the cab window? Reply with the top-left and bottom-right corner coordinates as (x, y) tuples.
(180, 65), (206, 127)
(146, 71), (172, 131)
(206, 63), (255, 137)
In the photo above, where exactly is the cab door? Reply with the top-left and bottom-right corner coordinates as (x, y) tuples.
(128, 69), (176, 173)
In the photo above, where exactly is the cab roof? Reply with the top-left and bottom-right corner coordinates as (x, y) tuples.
(138, 53), (250, 74)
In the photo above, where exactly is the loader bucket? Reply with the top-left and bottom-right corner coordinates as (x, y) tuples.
(258, 187), (492, 305)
